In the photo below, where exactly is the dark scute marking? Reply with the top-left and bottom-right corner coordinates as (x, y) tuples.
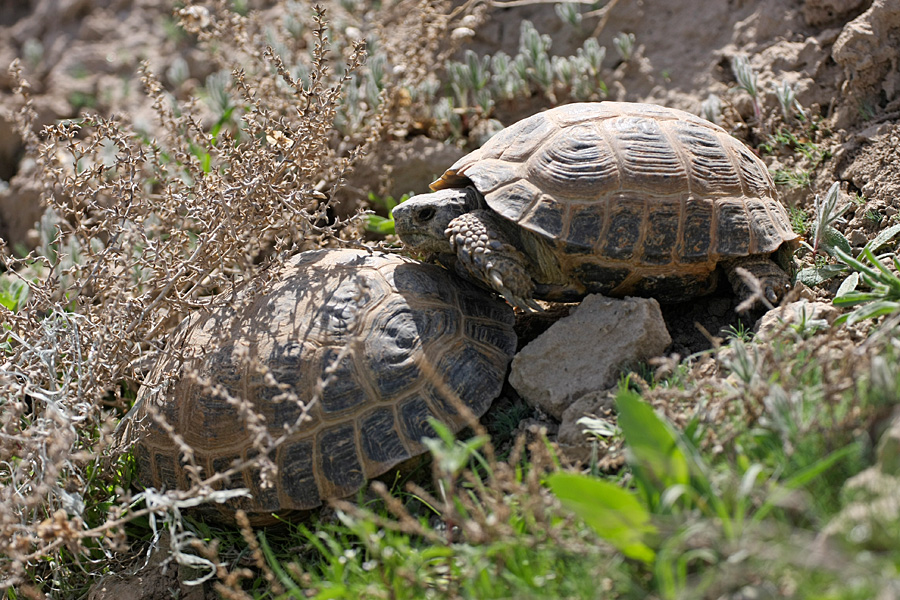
(464, 319), (517, 357)
(672, 123), (742, 196)
(281, 441), (321, 508)
(527, 125), (618, 200)
(398, 396), (438, 443)
(359, 408), (409, 465)
(609, 117), (688, 193)
(486, 180), (541, 223)
(572, 263), (632, 296)
(412, 307), (458, 344)
(600, 196), (645, 260)
(391, 263), (455, 304)
(319, 424), (366, 492)
(212, 455), (244, 490)
(521, 197), (565, 239)
(188, 394), (243, 445)
(734, 144), (773, 197)
(154, 452), (179, 490)
(457, 291), (515, 325)
(245, 450), (281, 511)
(205, 344), (243, 387)
(746, 199), (780, 252)
(642, 201), (681, 265)
(435, 345), (507, 416)
(135, 445), (153, 488)
(366, 306), (422, 398)
(256, 341), (309, 424)
(715, 199), (751, 256)
(633, 271), (718, 302)
(681, 198), (714, 262)
(316, 276), (375, 342)
(484, 112), (557, 162)
(319, 348), (367, 413)
(566, 202), (607, 251)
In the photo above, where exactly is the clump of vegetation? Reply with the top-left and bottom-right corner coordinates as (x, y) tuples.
(0, 1), (481, 594)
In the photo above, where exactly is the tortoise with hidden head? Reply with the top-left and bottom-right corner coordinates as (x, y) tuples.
(124, 248), (516, 524)
(393, 102), (799, 310)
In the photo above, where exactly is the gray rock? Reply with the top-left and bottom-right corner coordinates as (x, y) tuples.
(509, 295), (671, 420)
(754, 300), (840, 340)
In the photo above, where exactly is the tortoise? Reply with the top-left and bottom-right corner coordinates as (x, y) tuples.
(392, 102), (799, 310)
(123, 248), (516, 523)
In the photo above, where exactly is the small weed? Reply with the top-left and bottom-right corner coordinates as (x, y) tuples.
(865, 209), (885, 225)
(724, 320), (754, 342)
(789, 206), (810, 236)
(773, 168), (811, 188)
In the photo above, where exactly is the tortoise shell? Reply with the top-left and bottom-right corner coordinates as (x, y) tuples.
(431, 102), (799, 300)
(127, 249), (516, 523)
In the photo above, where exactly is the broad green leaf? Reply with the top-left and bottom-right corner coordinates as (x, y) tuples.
(836, 300), (900, 325)
(364, 214), (396, 234)
(795, 264), (847, 287)
(834, 272), (859, 298)
(547, 472), (657, 564)
(822, 226), (852, 256)
(616, 389), (690, 492)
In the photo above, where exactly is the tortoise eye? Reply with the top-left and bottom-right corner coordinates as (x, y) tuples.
(417, 206), (436, 222)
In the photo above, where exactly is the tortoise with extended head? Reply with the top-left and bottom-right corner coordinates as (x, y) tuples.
(124, 248), (516, 523)
(393, 102), (799, 310)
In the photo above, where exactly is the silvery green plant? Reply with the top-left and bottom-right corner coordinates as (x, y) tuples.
(22, 38), (43, 70)
(731, 54), (762, 123)
(773, 80), (807, 121)
(578, 37), (606, 74)
(490, 52), (527, 100)
(555, 3), (582, 29)
(518, 20), (554, 90)
(613, 32), (636, 61)
(795, 182), (900, 289)
(203, 70), (233, 118)
(365, 53), (386, 109)
(808, 182), (850, 257)
(700, 93), (722, 124)
(166, 56), (190, 89)
(433, 96), (462, 138)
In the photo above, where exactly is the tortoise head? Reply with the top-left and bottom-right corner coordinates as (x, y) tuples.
(392, 187), (482, 255)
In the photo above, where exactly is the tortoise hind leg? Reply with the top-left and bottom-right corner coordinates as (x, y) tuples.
(445, 210), (541, 311)
(723, 256), (792, 308)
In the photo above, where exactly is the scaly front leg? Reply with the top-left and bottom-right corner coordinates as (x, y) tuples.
(445, 210), (541, 311)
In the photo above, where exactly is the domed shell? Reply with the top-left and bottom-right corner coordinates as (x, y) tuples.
(128, 249), (516, 523)
(431, 102), (798, 268)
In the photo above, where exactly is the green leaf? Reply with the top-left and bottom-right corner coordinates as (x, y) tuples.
(364, 214), (396, 235)
(616, 389), (690, 493)
(863, 223), (900, 255)
(834, 272), (859, 298)
(547, 472), (657, 563)
(795, 264), (847, 287)
(835, 300), (900, 325)
(822, 226), (852, 256)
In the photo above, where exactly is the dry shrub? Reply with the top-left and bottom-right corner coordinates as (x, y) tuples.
(0, 0), (483, 592)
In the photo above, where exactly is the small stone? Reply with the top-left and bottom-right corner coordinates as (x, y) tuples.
(754, 300), (841, 340)
(509, 295), (671, 420)
(847, 228), (868, 247)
